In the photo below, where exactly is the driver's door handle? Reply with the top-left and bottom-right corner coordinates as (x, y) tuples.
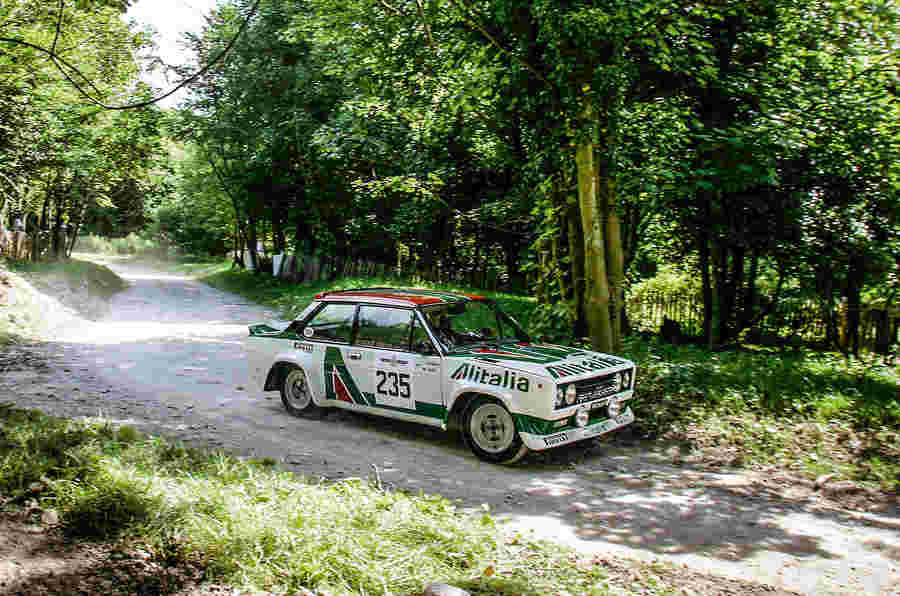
(348, 351), (362, 360)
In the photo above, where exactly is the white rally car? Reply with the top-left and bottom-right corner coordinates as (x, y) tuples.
(246, 288), (636, 463)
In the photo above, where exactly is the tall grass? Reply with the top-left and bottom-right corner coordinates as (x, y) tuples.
(0, 406), (629, 595)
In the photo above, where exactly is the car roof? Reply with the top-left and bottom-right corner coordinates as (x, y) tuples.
(314, 287), (486, 307)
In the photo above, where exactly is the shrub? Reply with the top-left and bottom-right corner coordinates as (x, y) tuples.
(74, 233), (162, 256)
(57, 470), (160, 538)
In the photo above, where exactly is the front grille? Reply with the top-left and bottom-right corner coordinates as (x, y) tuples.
(553, 367), (634, 410)
(575, 375), (618, 402)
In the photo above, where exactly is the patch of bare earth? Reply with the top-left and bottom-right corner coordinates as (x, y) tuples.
(0, 506), (238, 596)
(653, 417), (900, 512)
(589, 556), (804, 596)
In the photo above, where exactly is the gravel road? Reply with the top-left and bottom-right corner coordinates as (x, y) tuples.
(3, 258), (899, 596)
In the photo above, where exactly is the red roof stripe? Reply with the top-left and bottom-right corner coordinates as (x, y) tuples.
(315, 288), (484, 306)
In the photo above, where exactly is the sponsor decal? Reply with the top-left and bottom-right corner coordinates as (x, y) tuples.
(450, 363), (530, 392)
(332, 368), (354, 403)
(542, 432), (569, 447)
(293, 342), (314, 353)
(546, 355), (626, 379)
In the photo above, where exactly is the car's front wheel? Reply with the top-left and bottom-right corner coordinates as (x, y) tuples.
(464, 396), (528, 464)
(280, 366), (324, 418)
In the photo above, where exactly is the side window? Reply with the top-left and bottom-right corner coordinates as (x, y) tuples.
(304, 303), (357, 343)
(355, 306), (413, 350)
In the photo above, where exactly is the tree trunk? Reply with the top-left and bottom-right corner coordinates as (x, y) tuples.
(576, 106), (613, 353)
(874, 283), (898, 356)
(567, 197), (587, 338)
(845, 253), (865, 358)
(66, 203), (87, 258)
(552, 214), (568, 305)
(740, 249), (760, 331)
(718, 245), (744, 342)
(246, 214), (260, 272)
(52, 194), (64, 259)
(710, 238), (726, 345)
(535, 234), (548, 304)
(602, 179), (624, 352)
(698, 195), (714, 347)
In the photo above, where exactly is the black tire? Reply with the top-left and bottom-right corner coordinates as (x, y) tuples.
(280, 365), (324, 419)
(463, 396), (528, 464)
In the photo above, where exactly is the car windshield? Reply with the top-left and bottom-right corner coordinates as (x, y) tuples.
(422, 300), (529, 352)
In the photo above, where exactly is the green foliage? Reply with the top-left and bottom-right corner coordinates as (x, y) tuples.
(197, 265), (537, 324)
(56, 471), (160, 538)
(622, 336), (900, 489)
(0, 0), (166, 254)
(75, 233), (162, 256)
(629, 265), (700, 301)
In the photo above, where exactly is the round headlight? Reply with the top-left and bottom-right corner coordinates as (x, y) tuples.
(622, 369), (631, 389)
(565, 384), (577, 405)
(555, 387), (565, 408)
(575, 407), (589, 427)
(614, 372), (623, 392)
(608, 399), (622, 418)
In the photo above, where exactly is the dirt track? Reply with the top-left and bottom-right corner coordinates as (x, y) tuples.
(2, 257), (899, 596)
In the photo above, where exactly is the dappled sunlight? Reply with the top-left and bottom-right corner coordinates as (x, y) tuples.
(486, 451), (900, 593)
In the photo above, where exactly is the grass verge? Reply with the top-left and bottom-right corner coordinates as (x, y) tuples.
(625, 337), (900, 495)
(7, 258), (128, 303)
(2, 257), (127, 341)
(0, 405), (680, 596)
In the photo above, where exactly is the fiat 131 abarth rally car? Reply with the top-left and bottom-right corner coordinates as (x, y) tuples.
(246, 288), (636, 463)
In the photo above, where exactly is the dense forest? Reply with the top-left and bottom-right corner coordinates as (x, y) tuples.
(1, 0), (898, 356)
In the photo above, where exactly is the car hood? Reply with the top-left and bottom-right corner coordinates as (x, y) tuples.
(445, 342), (632, 380)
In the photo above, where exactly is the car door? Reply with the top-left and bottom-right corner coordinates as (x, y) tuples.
(352, 305), (415, 410)
(302, 302), (362, 404)
(410, 311), (443, 415)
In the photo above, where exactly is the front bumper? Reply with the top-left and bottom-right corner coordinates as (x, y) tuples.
(520, 407), (634, 451)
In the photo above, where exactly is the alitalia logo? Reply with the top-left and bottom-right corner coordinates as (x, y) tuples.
(451, 363), (530, 392)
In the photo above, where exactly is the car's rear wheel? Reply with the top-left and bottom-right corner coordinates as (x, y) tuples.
(464, 396), (528, 464)
(280, 366), (324, 418)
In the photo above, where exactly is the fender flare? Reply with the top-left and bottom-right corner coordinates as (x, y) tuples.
(446, 385), (518, 429)
(264, 355), (310, 391)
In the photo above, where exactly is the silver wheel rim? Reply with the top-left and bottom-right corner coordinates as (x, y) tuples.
(284, 369), (311, 410)
(470, 403), (516, 454)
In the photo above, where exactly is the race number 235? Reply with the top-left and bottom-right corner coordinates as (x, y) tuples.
(375, 370), (410, 398)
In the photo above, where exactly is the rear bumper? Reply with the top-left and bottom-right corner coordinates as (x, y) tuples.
(520, 407), (634, 451)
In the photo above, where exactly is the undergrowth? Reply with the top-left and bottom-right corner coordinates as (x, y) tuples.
(75, 233), (163, 257)
(624, 337), (900, 491)
(0, 405), (640, 595)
